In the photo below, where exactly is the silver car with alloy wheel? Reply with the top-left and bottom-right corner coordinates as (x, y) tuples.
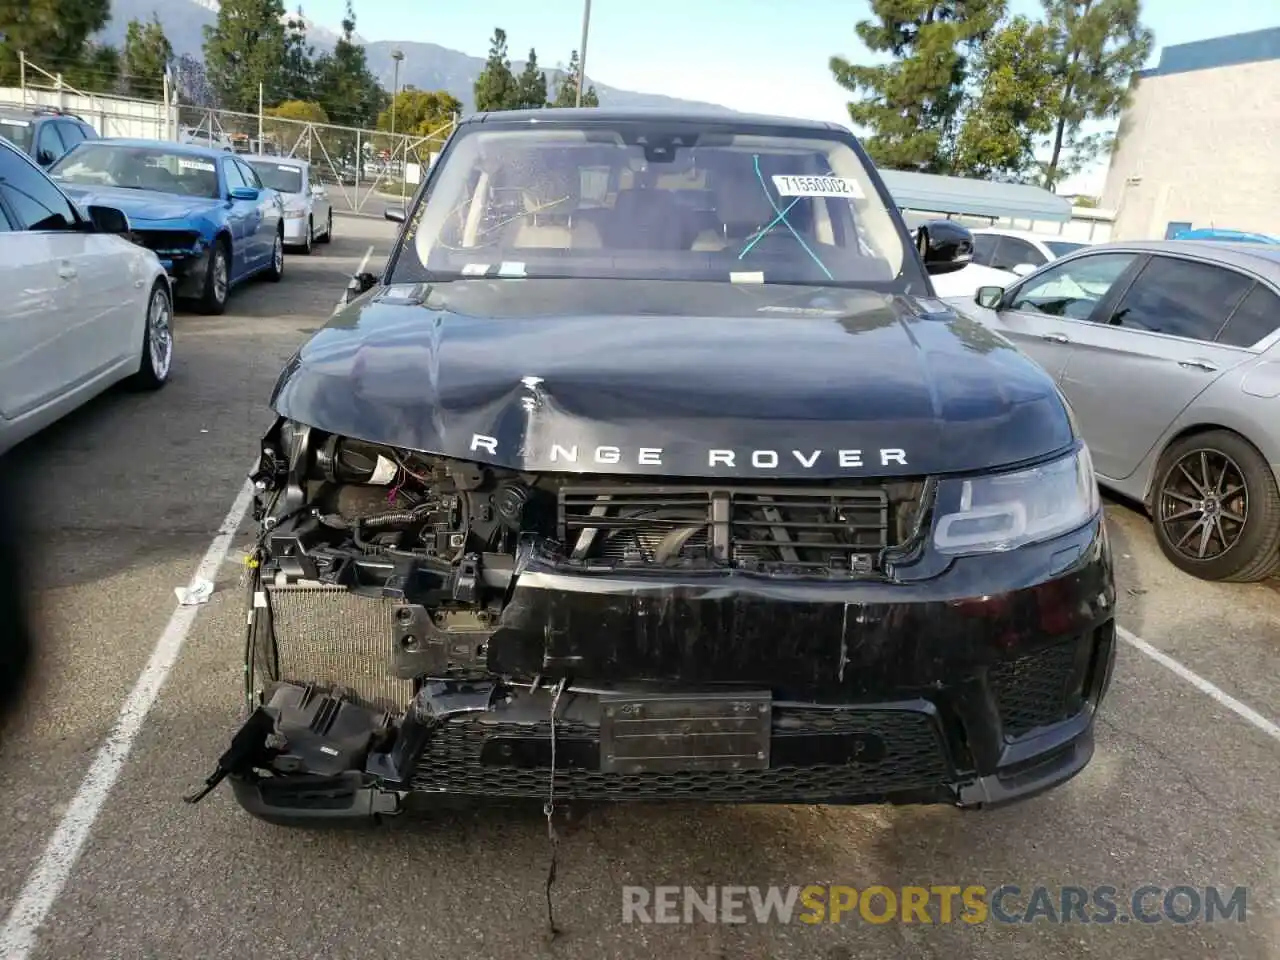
(244, 156), (333, 255)
(0, 138), (172, 454)
(953, 239), (1280, 582)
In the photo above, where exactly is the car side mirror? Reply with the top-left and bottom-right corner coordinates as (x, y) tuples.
(384, 206), (406, 224)
(975, 285), (1005, 309)
(344, 271), (379, 304)
(229, 186), (259, 201)
(310, 184), (326, 197)
(86, 204), (131, 235)
(1011, 263), (1037, 277)
(915, 220), (974, 276)
(36, 150), (55, 167)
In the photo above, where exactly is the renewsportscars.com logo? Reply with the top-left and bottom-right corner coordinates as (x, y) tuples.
(621, 885), (1249, 926)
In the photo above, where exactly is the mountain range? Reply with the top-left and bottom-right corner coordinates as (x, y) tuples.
(98, 0), (732, 114)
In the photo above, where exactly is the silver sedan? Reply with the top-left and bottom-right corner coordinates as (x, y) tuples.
(951, 239), (1280, 582)
(243, 156), (333, 255)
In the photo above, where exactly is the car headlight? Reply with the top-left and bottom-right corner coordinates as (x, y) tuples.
(932, 445), (1100, 555)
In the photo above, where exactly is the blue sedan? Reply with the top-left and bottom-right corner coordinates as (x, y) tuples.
(48, 139), (286, 314)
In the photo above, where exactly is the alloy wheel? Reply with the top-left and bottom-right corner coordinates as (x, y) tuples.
(148, 287), (173, 381)
(274, 234), (283, 272)
(213, 251), (228, 304)
(1156, 448), (1248, 561)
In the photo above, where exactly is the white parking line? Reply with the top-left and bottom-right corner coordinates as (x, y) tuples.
(0, 479), (256, 960)
(332, 244), (376, 315)
(1118, 624), (1280, 743)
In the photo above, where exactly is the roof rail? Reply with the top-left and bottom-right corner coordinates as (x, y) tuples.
(30, 106), (85, 121)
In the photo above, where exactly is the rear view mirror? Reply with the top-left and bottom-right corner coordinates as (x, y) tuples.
(975, 285), (1004, 309)
(1011, 263), (1036, 277)
(915, 220), (974, 276)
(86, 204), (131, 235)
(384, 206), (406, 224)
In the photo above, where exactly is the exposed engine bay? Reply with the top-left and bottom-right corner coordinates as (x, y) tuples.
(245, 417), (931, 709)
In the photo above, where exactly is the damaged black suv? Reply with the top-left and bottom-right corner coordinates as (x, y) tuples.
(190, 108), (1115, 824)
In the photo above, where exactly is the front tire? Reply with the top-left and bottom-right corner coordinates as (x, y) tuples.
(1151, 429), (1280, 582)
(266, 230), (284, 282)
(317, 209), (333, 243)
(300, 217), (314, 255)
(126, 280), (174, 391)
(197, 239), (230, 315)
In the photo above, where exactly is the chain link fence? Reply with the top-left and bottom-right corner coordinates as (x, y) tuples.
(4, 54), (453, 215)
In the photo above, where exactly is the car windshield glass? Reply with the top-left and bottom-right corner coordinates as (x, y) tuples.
(1045, 241), (1085, 257)
(49, 144), (221, 199)
(395, 122), (906, 287)
(0, 119), (34, 152)
(246, 160), (303, 194)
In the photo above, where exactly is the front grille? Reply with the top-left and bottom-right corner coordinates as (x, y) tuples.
(410, 708), (951, 802)
(989, 639), (1087, 739)
(266, 584), (410, 712)
(131, 229), (201, 257)
(558, 483), (896, 574)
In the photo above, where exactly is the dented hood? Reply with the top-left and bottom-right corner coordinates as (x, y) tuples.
(270, 279), (1074, 479)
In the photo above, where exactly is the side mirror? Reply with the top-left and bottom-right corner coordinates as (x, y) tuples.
(344, 271), (379, 304)
(229, 186), (260, 201)
(975, 285), (1005, 309)
(36, 150), (55, 167)
(915, 220), (974, 276)
(384, 206), (406, 224)
(1011, 263), (1037, 277)
(86, 204), (131, 235)
(310, 184), (326, 197)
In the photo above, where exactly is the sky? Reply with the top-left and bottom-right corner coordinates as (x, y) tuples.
(300, 0), (1280, 195)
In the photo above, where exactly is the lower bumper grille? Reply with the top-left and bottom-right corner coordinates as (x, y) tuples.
(410, 708), (952, 802)
(989, 637), (1090, 739)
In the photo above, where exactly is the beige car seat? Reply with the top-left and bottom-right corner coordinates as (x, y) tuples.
(511, 161), (603, 250)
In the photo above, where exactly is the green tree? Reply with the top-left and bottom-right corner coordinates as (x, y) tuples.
(1038, 0), (1153, 190)
(0, 0), (111, 87)
(514, 48), (548, 109)
(280, 6), (317, 103)
(551, 50), (598, 107)
(377, 89), (461, 137)
(63, 43), (120, 95)
(953, 15), (1059, 179)
(122, 15), (173, 100)
(474, 28), (520, 111)
(264, 98), (327, 151)
(830, 0), (1004, 172)
(313, 1), (385, 127)
(202, 0), (289, 112)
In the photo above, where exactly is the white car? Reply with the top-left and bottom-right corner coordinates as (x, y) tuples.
(931, 227), (1091, 299)
(0, 138), (173, 454)
(244, 156), (333, 255)
(179, 126), (235, 152)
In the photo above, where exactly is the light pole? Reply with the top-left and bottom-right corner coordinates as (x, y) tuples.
(575, 0), (592, 107)
(390, 47), (404, 136)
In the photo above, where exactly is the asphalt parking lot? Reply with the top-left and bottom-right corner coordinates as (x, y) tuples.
(0, 214), (1275, 960)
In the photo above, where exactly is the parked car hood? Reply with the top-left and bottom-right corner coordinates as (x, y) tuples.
(58, 184), (221, 222)
(270, 279), (1075, 479)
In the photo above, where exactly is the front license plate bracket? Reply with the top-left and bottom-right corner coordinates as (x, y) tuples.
(598, 690), (772, 774)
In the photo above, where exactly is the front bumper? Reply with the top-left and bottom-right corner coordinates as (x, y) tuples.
(206, 517), (1116, 819)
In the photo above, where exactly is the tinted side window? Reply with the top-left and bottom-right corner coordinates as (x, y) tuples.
(1008, 253), (1135, 321)
(0, 202), (12, 232)
(972, 234), (998, 266)
(0, 147), (79, 230)
(223, 159), (245, 190)
(80, 122), (100, 141)
(992, 237), (1047, 270)
(1216, 284), (1280, 348)
(1109, 257), (1252, 342)
(58, 121), (85, 148)
(35, 122), (66, 165)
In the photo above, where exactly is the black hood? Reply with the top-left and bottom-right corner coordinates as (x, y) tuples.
(270, 279), (1074, 479)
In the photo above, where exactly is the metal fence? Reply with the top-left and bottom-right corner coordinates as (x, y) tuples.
(5, 54), (454, 214)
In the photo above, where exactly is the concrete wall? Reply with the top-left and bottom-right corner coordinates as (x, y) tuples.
(1101, 59), (1280, 239)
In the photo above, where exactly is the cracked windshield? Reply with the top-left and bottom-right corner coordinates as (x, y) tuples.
(0, 2), (1275, 960)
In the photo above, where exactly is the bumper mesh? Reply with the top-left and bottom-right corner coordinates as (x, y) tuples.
(266, 585), (410, 712)
(410, 709), (951, 802)
(989, 640), (1084, 739)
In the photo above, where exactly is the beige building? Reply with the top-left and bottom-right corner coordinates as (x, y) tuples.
(1101, 27), (1280, 241)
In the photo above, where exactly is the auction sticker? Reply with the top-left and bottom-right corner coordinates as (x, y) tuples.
(179, 159), (216, 172)
(773, 175), (864, 199)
